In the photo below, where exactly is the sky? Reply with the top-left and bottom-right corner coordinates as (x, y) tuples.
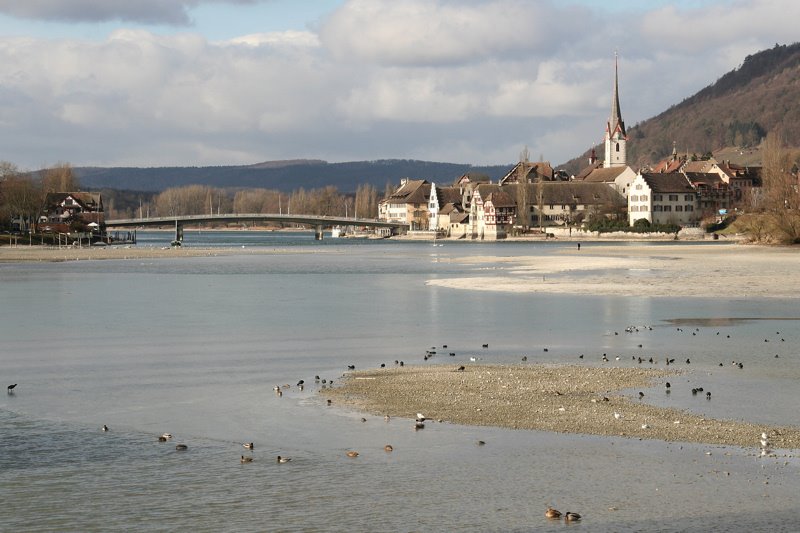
(0, 0), (796, 170)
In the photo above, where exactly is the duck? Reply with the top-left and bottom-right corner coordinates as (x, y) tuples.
(346, 451), (359, 457)
(414, 421), (425, 430)
(102, 424), (109, 432)
(384, 444), (394, 452)
(240, 455), (253, 463)
(545, 507), (562, 520)
(277, 455), (292, 463)
(175, 444), (188, 451)
(564, 511), (581, 522)
(158, 436), (168, 442)
(243, 442), (254, 450)
(161, 433), (173, 439)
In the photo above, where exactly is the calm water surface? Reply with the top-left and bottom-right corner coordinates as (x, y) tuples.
(1, 233), (799, 532)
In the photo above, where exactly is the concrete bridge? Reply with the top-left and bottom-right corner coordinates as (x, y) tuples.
(105, 214), (409, 242)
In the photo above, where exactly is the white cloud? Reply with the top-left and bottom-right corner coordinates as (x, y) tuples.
(0, 0), (795, 169)
(0, 0), (260, 25)
(319, 0), (562, 67)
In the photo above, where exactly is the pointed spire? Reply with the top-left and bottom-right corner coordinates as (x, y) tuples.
(607, 51), (626, 139)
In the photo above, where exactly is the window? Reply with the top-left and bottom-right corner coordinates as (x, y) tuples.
(684, 194), (693, 201)
(616, 143), (620, 152)
(669, 194), (678, 201)
(663, 205), (672, 212)
(635, 184), (642, 190)
(630, 195), (638, 202)
(654, 194), (662, 201)
(676, 205), (683, 212)
(640, 195), (648, 202)
(685, 205), (694, 212)
(653, 205), (662, 212)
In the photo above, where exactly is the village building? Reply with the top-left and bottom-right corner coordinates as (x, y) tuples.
(708, 161), (762, 204)
(628, 173), (699, 226)
(429, 184), (464, 233)
(522, 182), (627, 228)
(574, 164), (637, 198)
(685, 171), (733, 217)
(499, 160), (556, 184)
(37, 192), (105, 237)
(468, 185), (516, 239)
(377, 178), (431, 230)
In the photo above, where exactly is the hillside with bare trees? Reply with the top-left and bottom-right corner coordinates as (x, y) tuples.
(561, 43), (800, 174)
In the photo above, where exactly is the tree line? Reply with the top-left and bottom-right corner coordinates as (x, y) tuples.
(0, 160), (384, 231)
(146, 183), (380, 221)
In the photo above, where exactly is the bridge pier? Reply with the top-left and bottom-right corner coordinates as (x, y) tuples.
(314, 225), (324, 240)
(174, 220), (184, 243)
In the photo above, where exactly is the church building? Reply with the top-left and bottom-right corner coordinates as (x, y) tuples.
(604, 53), (627, 168)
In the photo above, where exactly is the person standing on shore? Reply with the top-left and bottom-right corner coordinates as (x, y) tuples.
(577, 242), (581, 250)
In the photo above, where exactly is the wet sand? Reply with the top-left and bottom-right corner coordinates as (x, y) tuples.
(322, 364), (800, 450)
(426, 243), (800, 299)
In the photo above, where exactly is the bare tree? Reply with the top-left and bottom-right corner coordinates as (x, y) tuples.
(761, 130), (800, 243)
(355, 183), (378, 218)
(41, 163), (79, 193)
(1, 174), (42, 231)
(515, 147), (530, 231)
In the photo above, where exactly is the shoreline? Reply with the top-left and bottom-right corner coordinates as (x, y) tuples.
(3, 241), (799, 300)
(321, 364), (800, 450)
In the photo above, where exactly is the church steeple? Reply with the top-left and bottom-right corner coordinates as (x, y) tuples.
(604, 52), (627, 168)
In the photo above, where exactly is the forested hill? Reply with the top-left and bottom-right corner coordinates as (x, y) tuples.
(560, 42), (800, 174)
(74, 159), (511, 193)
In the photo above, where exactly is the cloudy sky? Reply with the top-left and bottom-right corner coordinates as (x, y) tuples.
(0, 0), (796, 169)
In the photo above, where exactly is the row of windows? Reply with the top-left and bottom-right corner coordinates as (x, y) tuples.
(631, 205), (695, 212)
(630, 195), (648, 202)
(653, 205), (694, 212)
(650, 194), (695, 202)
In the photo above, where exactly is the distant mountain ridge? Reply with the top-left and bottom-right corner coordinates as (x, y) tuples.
(74, 159), (511, 193)
(561, 42), (800, 174)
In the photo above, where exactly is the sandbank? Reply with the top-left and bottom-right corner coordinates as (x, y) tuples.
(426, 243), (800, 299)
(322, 364), (800, 450)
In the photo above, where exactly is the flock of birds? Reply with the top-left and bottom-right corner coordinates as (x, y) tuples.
(8, 324), (790, 526)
